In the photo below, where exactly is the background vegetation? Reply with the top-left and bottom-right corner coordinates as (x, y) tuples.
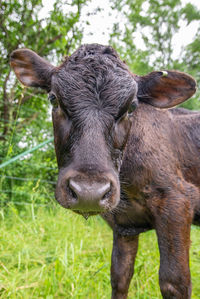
(0, 0), (200, 298)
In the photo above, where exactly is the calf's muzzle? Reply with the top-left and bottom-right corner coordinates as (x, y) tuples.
(55, 169), (120, 213)
(68, 178), (111, 211)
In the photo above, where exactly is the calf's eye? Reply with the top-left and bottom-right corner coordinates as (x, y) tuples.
(48, 93), (58, 108)
(113, 113), (132, 150)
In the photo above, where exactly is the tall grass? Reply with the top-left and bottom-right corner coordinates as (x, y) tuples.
(0, 204), (199, 298)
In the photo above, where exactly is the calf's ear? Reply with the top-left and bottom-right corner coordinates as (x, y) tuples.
(136, 71), (196, 108)
(10, 49), (55, 91)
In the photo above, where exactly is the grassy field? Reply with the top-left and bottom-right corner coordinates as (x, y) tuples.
(0, 204), (200, 299)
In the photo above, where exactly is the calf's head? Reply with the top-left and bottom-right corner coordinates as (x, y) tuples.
(10, 44), (196, 216)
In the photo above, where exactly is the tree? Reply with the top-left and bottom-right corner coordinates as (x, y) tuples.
(110, 0), (200, 109)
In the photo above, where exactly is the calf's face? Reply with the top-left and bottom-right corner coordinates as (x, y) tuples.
(50, 45), (138, 215)
(10, 44), (196, 216)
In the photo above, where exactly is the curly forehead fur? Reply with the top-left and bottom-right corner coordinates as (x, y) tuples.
(52, 44), (137, 122)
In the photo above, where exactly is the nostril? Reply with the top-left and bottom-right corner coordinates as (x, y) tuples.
(68, 184), (78, 200)
(101, 182), (112, 201)
(101, 190), (112, 200)
(67, 179), (79, 200)
(102, 189), (112, 201)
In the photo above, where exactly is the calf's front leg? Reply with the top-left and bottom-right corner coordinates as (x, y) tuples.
(111, 232), (139, 299)
(154, 196), (193, 299)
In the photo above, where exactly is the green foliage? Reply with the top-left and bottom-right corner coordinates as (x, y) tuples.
(110, 0), (181, 70)
(110, 0), (200, 110)
(0, 205), (200, 298)
(180, 27), (200, 110)
(182, 3), (200, 24)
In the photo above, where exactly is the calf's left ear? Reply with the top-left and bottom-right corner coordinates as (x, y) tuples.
(136, 71), (197, 108)
(10, 49), (55, 91)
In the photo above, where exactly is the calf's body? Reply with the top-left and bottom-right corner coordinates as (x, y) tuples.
(10, 43), (199, 298)
(104, 104), (200, 298)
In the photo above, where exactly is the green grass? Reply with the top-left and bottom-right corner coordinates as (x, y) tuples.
(0, 204), (200, 298)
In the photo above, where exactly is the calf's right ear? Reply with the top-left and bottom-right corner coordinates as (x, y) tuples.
(10, 49), (55, 91)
